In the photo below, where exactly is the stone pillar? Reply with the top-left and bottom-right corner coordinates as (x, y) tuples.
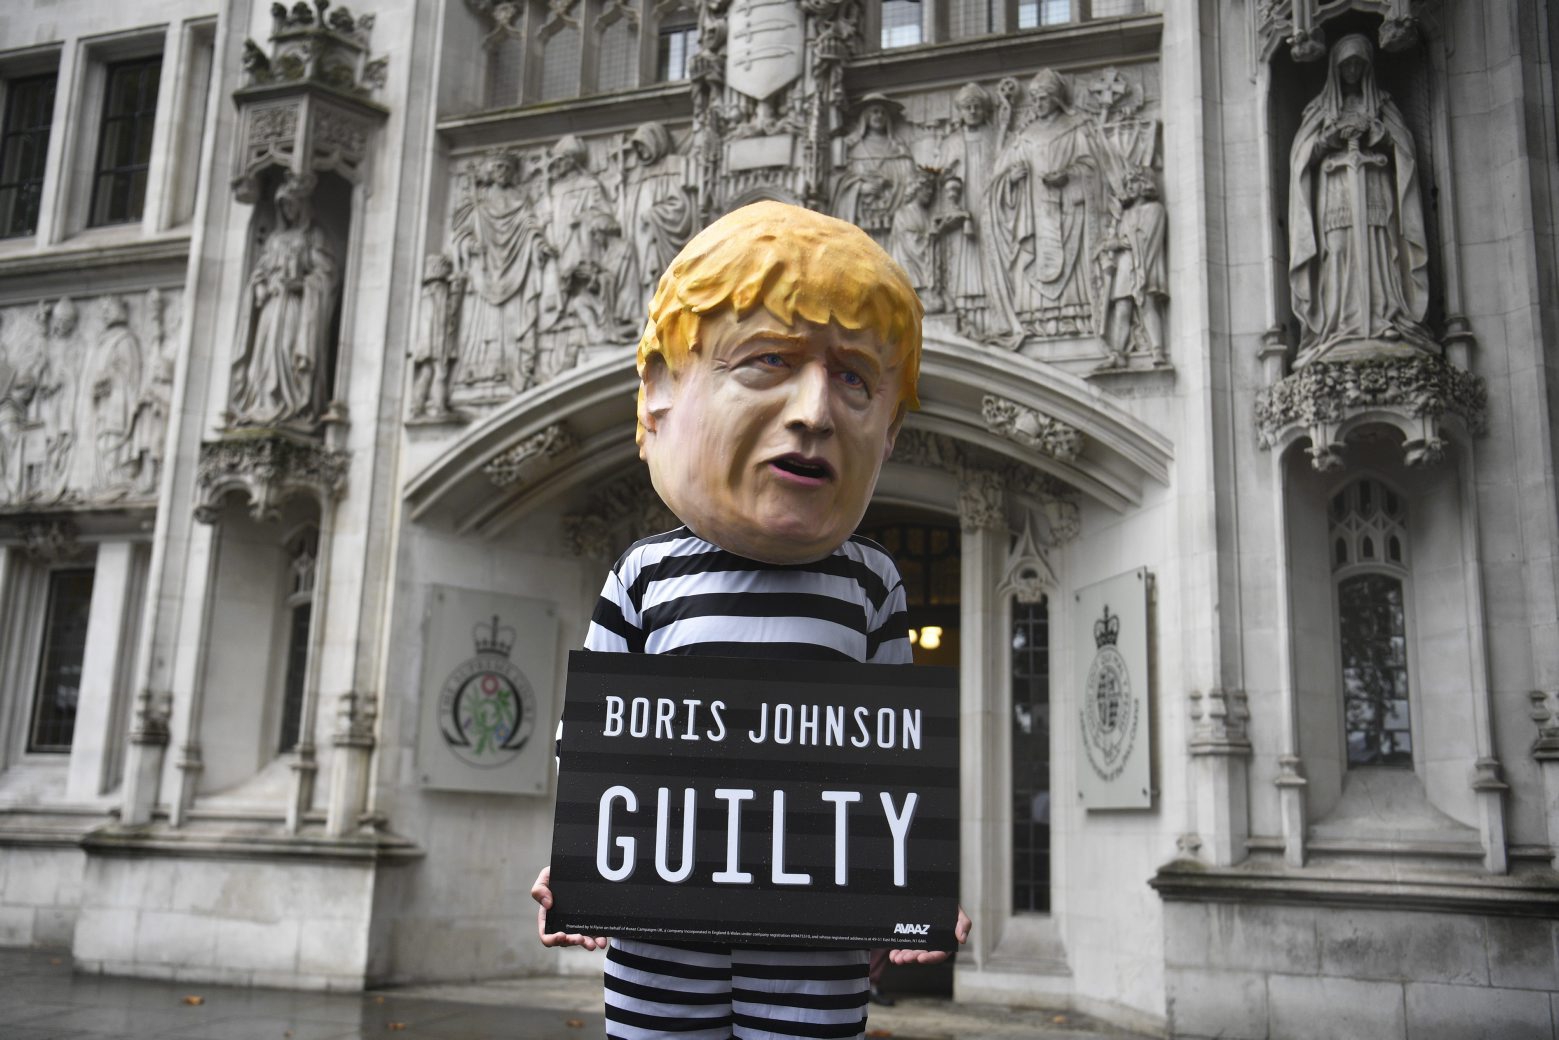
(957, 465), (1006, 967)
(1528, 690), (1559, 870)
(67, 542), (142, 801)
(1187, 688), (1251, 867)
(167, 520), (222, 828)
(325, 691), (376, 837)
(1271, 453), (1307, 867)
(120, 689), (171, 826)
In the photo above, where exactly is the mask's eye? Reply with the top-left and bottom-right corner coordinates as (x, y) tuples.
(758, 352), (787, 368)
(837, 368), (868, 391)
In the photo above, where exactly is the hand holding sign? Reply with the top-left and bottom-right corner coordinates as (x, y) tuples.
(545, 652), (960, 949)
(531, 866), (607, 950)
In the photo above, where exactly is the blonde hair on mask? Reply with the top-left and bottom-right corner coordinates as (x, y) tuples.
(635, 200), (923, 445)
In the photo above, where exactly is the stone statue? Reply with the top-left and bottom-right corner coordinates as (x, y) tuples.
(935, 83), (997, 334)
(934, 172), (982, 334)
(450, 151), (550, 393)
(409, 252), (459, 419)
(86, 295), (143, 492)
(1096, 166), (1168, 366)
(987, 69), (1104, 345)
(832, 93), (917, 247)
(230, 173), (340, 427)
(889, 168), (942, 313)
(128, 288), (173, 494)
(1288, 33), (1430, 366)
(615, 122), (695, 312)
(37, 297), (77, 498)
(541, 135), (613, 287)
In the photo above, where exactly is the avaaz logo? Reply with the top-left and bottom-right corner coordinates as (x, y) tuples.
(893, 922), (930, 936)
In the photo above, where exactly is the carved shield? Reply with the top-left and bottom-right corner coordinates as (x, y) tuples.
(725, 0), (804, 102)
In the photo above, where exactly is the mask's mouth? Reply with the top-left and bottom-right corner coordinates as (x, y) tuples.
(769, 454), (835, 482)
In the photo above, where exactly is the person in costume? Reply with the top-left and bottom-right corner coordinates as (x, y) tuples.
(532, 200), (970, 1040)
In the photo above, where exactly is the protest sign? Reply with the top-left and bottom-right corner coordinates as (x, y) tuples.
(546, 651), (960, 949)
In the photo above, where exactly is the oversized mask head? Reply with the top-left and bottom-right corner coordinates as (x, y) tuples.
(635, 201), (923, 564)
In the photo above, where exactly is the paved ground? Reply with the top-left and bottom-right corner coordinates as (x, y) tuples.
(0, 947), (1156, 1040)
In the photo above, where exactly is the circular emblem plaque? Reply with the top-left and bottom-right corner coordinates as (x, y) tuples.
(1081, 605), (1138, 782)
(438, 650), (538, 768)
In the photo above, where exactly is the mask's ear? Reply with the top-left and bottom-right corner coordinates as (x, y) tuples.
(639, 353), (675, 436)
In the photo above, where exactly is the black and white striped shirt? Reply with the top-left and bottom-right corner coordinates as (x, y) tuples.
(584, 527), (912, 664)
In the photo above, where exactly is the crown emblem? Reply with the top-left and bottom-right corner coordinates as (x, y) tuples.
(1093, 606), (1120, 649)
(473, 614), (515, 657)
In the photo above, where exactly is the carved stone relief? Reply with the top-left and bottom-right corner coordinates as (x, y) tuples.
(889, 428), (1080, 546)
(430, 124), (697, 412)
(0, 289), (180, 510)
(982, 395), (1084, 463)
(483, 423), (577, 488)
(824, 67), (1165, 371)
(194, 433), (349, 524)
(232, 1), (388, 202)
(1256, 0), (1431, 64)
(560, 468), (677, 559)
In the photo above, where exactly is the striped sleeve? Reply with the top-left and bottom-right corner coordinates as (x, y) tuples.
(866, 577), (912, 664)
(584, 563), (643, 654)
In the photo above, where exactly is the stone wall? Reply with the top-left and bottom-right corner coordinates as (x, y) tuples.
(1164, 899), (1559, 1040)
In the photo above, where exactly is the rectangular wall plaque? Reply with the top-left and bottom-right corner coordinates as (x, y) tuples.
(1074, 568), (1152, 810)
(416, 585), (559, 795)
(546, 651), (960, 949)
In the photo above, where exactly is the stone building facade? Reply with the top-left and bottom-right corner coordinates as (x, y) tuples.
(2, 0), (1558, 1036)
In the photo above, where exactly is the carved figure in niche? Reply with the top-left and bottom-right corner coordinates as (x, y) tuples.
(450, 151), (550, 392)
(889, 168), (943, 313)
(615, 122), (695, 312)
(542, 135), (613, 287)
(410, 253), (459, 419)
(35, 297), (78, 498)
(988, 69), (1103, 345)
(541, 208), (639, 381)
(1096, 166), (1168, 367)
(935, 84), (997, 327)
(231, 173), (340, 427)
(128, 289), (173, 494)
(832, 93), (916, 247)
(85, 295), (143, 493)
(1288, 34), (1430, 366)
(934, 172), (982, 334)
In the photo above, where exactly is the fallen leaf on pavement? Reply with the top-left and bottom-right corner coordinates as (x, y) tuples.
(1052, 1014), (1068, 1024)
(49, 958), (62, 966)
(387, 1023), (407, 1031)
(565, 1019), (585, 1028)
(182, 996), (204, 1006)
(374, 995), (386, 1003)
(867, 1030), (893, 1038)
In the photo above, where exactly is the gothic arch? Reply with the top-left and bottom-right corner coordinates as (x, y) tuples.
(403, 333), (1174, 537)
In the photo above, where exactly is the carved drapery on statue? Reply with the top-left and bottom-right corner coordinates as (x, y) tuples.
(230, 172), (342, 429)
(0, 290), (179, 511)
(1261, 30), (1485, 472)
(1287, 34), (1430, 367)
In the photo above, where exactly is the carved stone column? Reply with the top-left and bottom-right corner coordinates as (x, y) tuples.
(1187, 689), (1251, 867)
(120, 689), (171, 826)
(1529, 691), (1559, 871)
(325, 691), (377, 837)
(957, 465), (1006, 967)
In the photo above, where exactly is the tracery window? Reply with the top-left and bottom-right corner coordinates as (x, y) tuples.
(90, 56), (161, 226)
(655, 9), (698, 82)
(1330, 477), (1413, 768)
(277, 528), (318, 753)
(27, 569), (95, 753)
(880, 0), (924, 48)
(0, 73), (56, 238)
(1010, 596), (1051, 913)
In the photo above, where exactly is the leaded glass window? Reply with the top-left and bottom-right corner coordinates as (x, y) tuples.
(0, 74), (56, 238)
(90, 57), (161, 227)
(1330, 477), (1413, 768)
(278, 529), (318, 753)
(656, 18), (698, 82)
(1011, 597), (1050, 913)
(28, 569), (95, 753)
(881, 0), (923, 48)
(540, 24), (582, 101)
(597, 15), (639, 92)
